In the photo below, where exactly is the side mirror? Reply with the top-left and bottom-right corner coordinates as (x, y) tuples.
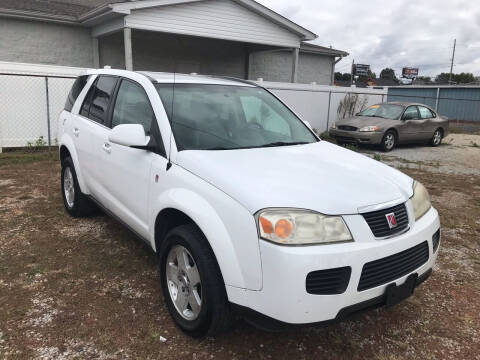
(109, 124), (147, 148)
(303, 120), (313, 130)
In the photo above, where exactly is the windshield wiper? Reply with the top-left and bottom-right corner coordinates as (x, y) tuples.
(261, 141), (310, 148)
(203, 142), (310, 150)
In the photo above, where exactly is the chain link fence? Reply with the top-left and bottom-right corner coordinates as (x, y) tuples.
(0, 74), (75, 151)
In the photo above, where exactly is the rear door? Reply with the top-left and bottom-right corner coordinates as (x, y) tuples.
(99, 78), (167, 239)
(75, 75), (119, 198)
(417, 106), (436, 139)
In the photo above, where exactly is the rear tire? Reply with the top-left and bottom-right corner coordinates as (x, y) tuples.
(380, 130), (396, 152)
(61, 157), (95, 217)
(159, 224), (231, 337)
(431, 128), (443, 146)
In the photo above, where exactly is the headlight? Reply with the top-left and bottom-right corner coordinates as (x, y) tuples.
(256, 209), (353, 245)
(331, 123), (336, 129)
(359, 125), (379, 132)
(411, 181), (431, 220)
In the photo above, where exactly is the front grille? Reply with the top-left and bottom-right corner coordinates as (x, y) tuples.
(362, 203), (409, 238)
(306, 267), (351, 295)
(338, 125), (358, 131)
(432, 229), (441, 253)
(358, 241), (429, 291)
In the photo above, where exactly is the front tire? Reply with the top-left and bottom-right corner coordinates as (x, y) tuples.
(159, 224), (231, 337)
(431, 128), (443, 146)
(61, 157), (95, 217)
(381, 130), (396, 152)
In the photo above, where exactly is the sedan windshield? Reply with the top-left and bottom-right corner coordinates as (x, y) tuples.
(155, 84), (317, 150)
(358, 104), (404, 120)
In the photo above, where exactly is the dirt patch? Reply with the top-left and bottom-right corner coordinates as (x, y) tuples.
(0, 155), (479, 359)
(369, 134), (480, 176)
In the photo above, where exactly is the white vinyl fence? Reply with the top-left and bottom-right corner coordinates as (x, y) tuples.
(262, 81), (387, 132)
(0, 62), (387, 151)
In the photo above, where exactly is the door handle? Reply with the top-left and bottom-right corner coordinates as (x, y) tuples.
(102, 142), (112, 154)
(73, 127), (80, 137)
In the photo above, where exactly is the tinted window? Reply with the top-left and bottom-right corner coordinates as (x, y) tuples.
(156, 84), (317, 150)
(112, 80), (153, 135)
(402, 106), (420, 120)
(64, 75), (88, 112)
(418, 106), (434, 119)
(80, 76), (117, 124)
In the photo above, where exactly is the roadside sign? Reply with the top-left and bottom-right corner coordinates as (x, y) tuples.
(402, 67), (419, 79)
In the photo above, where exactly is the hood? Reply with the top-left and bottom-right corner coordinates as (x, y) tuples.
(337, 116), (397, 129)
(176, 141), (413, 215)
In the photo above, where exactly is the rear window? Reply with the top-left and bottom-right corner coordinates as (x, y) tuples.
(64, 75), (88, 112)
(79, 76), (118, 125)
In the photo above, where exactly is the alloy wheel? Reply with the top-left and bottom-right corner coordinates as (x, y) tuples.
(63, 167), (75, 208)
(433, 130), (442, 145)
(384, 133), (395, 150)
(166, 245), (202, 321)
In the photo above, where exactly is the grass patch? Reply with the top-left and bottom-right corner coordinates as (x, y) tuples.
(0, 150), (59, 167)
(449, 127), (464, 134)
(373, 154), (382, 161)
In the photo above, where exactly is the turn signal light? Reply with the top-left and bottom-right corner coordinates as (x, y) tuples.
(259, 216), (273, 234)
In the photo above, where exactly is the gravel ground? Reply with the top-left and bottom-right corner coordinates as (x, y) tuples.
(0, 147), (479, 360)
(366, 134), (480, 175)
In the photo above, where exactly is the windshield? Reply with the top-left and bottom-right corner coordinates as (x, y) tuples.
(357, 104), (404, 120)
(155, 84), (317, 150)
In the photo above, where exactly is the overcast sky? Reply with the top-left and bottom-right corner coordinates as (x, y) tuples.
(258, 0), (480, 78)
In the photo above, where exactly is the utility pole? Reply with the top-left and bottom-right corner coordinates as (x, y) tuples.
(350, 59), (354, 86)
(449, 38), (456, 84)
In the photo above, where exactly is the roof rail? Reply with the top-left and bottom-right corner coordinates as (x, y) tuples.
(211, 76), (260, 87)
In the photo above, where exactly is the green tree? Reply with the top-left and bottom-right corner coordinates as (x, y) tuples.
(417, 76), (431, 82)
(435, 73), (451, 83)
(334, 72), (351, 81)
(435, 72), (475, 84)
(379, 68), (397, 80)
(454, 72), (475, 83)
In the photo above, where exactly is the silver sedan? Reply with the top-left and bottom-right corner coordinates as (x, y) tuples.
(329, 102), (449, 152)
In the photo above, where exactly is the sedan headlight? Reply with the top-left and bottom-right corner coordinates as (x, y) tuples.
(256, 209), (353, 245)
(359, 125), (379, 132)
(411, 181), (431, 220)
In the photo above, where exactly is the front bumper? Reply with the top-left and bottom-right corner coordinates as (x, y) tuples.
(227, 204), (440, 325)
(329, 129), (384, 144)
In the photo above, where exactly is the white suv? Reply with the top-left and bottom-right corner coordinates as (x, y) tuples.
(58, 69), (441, 337)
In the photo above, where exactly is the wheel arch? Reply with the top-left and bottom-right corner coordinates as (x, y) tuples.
(386, 127), (399, 139)
(435, 127), (444, 136)
(150, 188), (261, 290)
(58, 134), (89, 194)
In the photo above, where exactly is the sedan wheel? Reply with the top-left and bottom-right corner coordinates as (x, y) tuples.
(381, 131), (396, 152)
(431, 129), (443, 146)
(166, 245), (202, 321)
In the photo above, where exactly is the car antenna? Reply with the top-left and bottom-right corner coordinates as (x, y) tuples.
(166, 71), (175, 171)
